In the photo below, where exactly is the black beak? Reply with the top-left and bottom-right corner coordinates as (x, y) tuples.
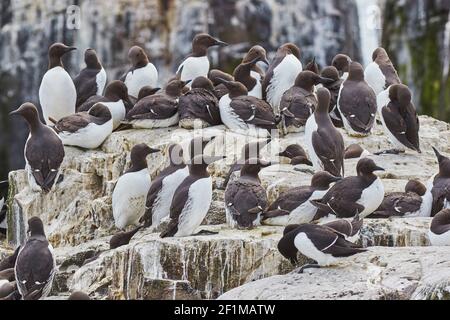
(318, 77), (335, 85)
(277, 151), (288, 158)
(9, 110), (20, 116)
(433, 147), (444, 161)
(182, 80), (192, 87)
(331, 176), (344, 182)
(373, 166), (385, 172)
(66, 46), (77, 52)
(149, 148), (161, 154)
(261, 57), (270, 66)
(216, 77), (231, 85)
(214, 39), (229, 47)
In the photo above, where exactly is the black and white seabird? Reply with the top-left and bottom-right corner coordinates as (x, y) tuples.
(0, 180), (8, 235)
(344, 144), (371, 160)
(262, 171), (342, 226)
(218, 79), (280, 136)
(322, 216), (364, 243)
(320, 66), (344, 127)
(277, 144), (312, 166)
(280, 71), (334, 133)
(428, 148), (450, 216)
(209, 69), (234, 100)
(225, 159), (271, 229)
(277, 223), (366, 272)
(112, 144), (160, 230)
(178, 76), (221, 129)
(305, 87), (345, 177)
(160, 154), (225, 238)
(312, 158), (385, 220)
(10, 103), (65, 193)
(376, 84), (421, 155)
(241, 45), (269, 79)
(78, 80), (133, 113)
(73, 48), (107, 108)
(39, 43), (77, 125)
(176, 33), (228, 87)
(337, 62), (377, 137)
(141, 137), (215, 228)
(365, 47), (401, 95)
(14, 217), (56, 300)
(126, 80), (189, 129)
(121, 46), (158, 99)
(78, 80), (133, 130)
(53, 103), (113, 149)
(110, 226), (143, 250)
(263, 43), (303, 113)
(304, 57), (320, 75)
(223, 139), (271, 188)
(233, 56), (268, 99)
(331, 54), (352, 80)
(429, 209), (450, 246)
(371, 180), (432, 218)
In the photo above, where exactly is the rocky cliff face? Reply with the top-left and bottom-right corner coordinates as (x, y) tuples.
(2, 116), (450, 300)
(0, 0), (362, 178)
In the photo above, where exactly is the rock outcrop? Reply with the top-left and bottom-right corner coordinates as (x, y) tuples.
(2, 115), (450, 300)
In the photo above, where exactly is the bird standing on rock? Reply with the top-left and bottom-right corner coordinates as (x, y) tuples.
(121, 46), (158, 99)
(305, 87), (345, 177)
(14, 217), (56, 300)
(176, 33), (228, 87)
(263, 43), (303, 113)
(428, 148), (450, 216)
(39, 43), (77, 125)
(10, 103), (65, 193)
(112, 144), (160, 230)
(365, 47), (401, 95)
(73, 48), (107, 108)
(320, 66), (344, 127)
(376, 84), (421, 155)
(429, 209), (450, 246)
(225, 159), (271, 229)
(337, 62), (377, 137)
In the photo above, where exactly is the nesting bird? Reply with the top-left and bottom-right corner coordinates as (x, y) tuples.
(305, 87), (345, 177)
(225, 159), (271, 229)
(277, 223), (366, 272)
(53, 103), (113, 149)
(262, 171), (342, 226)
(126, 79), (189, 129)
(344, 144), (371, 160)
(178, 76), (221, 129)
(73, 48), (107, 108)
(14, 217), (56, 300)
(312, 158), (385, 220)
(320, 66), (344, 127)
(376, 84), (421, 154)
(39, 43), (77, 125)
(218, 78), (280, 136)
(429, 209), (450, 246)
(209, 69), (234, 100)
(280, 71), (334, 133)
(371, 180), (432, 218)
(428, 148), (450, 216)
(78, 81), (132, 130)
(337, 62), (377, 137)
(112, 144), (160, 230)
(277, 144), (312, 166)
(176, 33), (228, 86)
(365, 47), (401, 95)
(263, 43), (303, 113)
(121, 46), (158, 99)
(10, 103), (65, 193)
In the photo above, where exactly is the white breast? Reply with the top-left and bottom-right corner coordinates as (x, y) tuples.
(130, 113), (180, 129)
(294, 232), (338, 266)
(305, 115), (323, 172)
(96, 68), (107, 95)
(39, 67), (76, 125)
(58, 119), (113, 149)
(248, 80), (263, 99)
(405, 189), (433, 218)
(113, 169), (151, 230)
(365, 62), (386, 95)
(178, 56), (210, 87)
(151, 167), (189, 228)
(0, 197), (4, 211)
(175, 177), (213, 237)
(266, 54), (303, 111)
(429, 230), (450, 246)
(103, 100), (126, 130)
(357, 178), (385, 218)
(219, 94), (247, 131)
(289, 190), (329, 224)
(125, 63), (158, 98)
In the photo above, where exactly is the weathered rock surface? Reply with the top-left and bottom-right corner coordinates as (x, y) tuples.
(218, 246), (450, 300)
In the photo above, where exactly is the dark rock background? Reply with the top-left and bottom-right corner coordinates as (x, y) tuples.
(0, 0), (448, 180)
